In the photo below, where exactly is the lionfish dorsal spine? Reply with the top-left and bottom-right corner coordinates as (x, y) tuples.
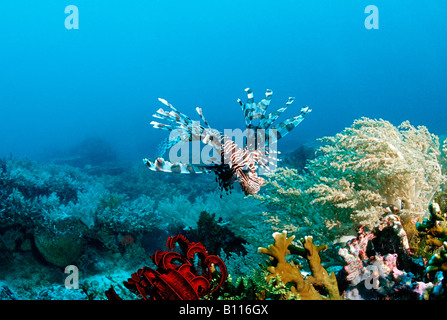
(273, 106), (312, 140)
(195, 107), (211, 128)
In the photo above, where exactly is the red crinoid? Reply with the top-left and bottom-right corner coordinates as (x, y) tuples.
(105, 235), (227, 300)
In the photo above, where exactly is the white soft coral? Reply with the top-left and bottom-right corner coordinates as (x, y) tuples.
(307, 117), (445, 228)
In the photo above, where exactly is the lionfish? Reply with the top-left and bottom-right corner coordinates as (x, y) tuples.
(143, 88), (311, 195)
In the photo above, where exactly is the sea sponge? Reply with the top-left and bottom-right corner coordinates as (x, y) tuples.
(34, 218), (84, 267)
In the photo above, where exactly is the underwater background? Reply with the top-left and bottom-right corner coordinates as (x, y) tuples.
(1, 0), (447, 301)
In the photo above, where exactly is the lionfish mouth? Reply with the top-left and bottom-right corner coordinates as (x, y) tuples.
(144, 88), (311, 195)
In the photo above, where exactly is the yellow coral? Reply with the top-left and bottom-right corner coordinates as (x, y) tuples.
(259, 231), (342, 300)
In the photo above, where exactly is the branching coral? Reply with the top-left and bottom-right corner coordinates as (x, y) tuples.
(254, 167), (331, 242)
(441, 137), (447, 177)
(0, 158), (163, 270)
(307, 118), (445, 229)
(258, 231), (342, 300)
(157, 191), (267, 244)
(257, 118), (446, 242)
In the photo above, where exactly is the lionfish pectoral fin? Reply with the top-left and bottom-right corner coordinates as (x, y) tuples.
(143, 158), (212, 174)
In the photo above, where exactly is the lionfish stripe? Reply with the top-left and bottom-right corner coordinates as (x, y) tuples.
(259, 106), (287, 129)
(158, 98), (181, 113)
(164, 110), (191, 127)
(143, 158), (211, 174)
(196, 107), (211, 128)
(158, 98), (194, 127)
(146, 88), (311, 195)
(245, 88), (254, 102)
(152, 111), (184, 128)
(274, 113), (309, 140)
(256, 89), (273, 113)
(150, 121), (174, 131)
(241, 89), (280, 127)
(242, 88), (258, 125)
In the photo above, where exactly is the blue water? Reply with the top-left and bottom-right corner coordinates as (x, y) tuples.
(1, 0), (446, 162)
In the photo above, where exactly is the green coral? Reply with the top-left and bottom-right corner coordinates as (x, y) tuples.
(34, 218), (85, 267)
(206, 271), (269, 300)
(415, 201), (447, 256)
(426, 242), (447, 299)
(426, 242), (447, 273)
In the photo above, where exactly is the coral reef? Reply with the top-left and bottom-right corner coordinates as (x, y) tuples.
(218, 242), (268, 292)
(179, 211), (247, 255)
(337, 214), (428, 300)
(256, 118), (446, 244)
(157, 191), (269, 245)
(258, 231), (342, 300)
(416, 202), (447, 248)
(307, 118), (445, 230)
(34, 218), (85, 267)
(106, 235), (227, 300)
(426, 242), (447, 299)
(255, 167), (325, 237)
(1, 119), (446, 301)
(0, 158), (216, 297)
